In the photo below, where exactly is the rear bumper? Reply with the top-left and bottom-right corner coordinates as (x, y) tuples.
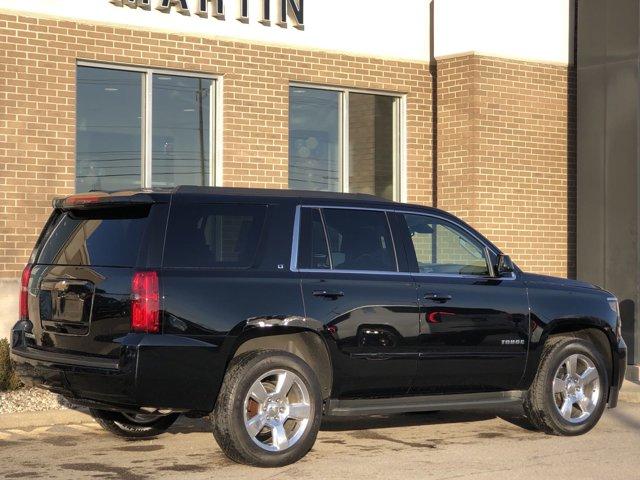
(10, 323), (224, 413)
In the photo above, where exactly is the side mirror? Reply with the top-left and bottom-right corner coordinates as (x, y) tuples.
(496, 254), (515, 276)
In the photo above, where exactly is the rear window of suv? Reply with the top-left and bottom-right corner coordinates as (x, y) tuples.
(37, 208), (149, 267)
(163, 204), (267, 269)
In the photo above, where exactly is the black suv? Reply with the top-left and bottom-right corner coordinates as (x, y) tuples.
(11, 187), (627, 467)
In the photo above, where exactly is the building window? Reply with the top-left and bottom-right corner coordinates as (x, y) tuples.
(76, 67), (143, 192)
(289, 88), (341, 192)
(76, 64), (216, 193)
(288, 86), (402, 200)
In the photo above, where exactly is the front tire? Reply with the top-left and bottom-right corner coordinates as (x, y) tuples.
(90, 409), (179, 439)
(211, 350), (322, 467)
(523, 336), (608, 436)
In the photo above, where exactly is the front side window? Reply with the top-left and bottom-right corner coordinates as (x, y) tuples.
(404, 214), (489, 276)
(76, 65), (216, 192)
(298, 208), (397, 272)
(163, 204), (267, 269)
(289, 87), (401, 200)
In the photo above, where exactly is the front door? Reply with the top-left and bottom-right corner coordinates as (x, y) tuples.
(398, 213), (530, 395)
(296, 207), (420, 398)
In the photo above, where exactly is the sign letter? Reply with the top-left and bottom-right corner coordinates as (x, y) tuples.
(279, 0), (303, 29)
(157, 0), (191, 14)
(259, 0), (271, 25)
(238, 0), (249, 23)
(197, 0), (225, 18)
(110, 0), (150, 8)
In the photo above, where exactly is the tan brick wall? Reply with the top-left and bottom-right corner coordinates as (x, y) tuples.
(436, 54), (575, 278)
(0, 14), (576, 283)
(0, 12), (432, 278)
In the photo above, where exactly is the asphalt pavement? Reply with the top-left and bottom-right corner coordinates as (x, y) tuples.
(0, 400), (639, 480)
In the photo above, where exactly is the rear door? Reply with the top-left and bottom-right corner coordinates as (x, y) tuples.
(159, 198), (305, 400)
(296, 207), (420, 398)
(27, 201), (167, 358)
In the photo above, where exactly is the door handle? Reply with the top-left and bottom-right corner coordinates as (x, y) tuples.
(423, 293), (452, 303)
(313, 290), (344, 299)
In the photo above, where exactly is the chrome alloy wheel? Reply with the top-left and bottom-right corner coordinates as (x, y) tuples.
(552, 353), (601, 423)
(243, 369), (311, 452)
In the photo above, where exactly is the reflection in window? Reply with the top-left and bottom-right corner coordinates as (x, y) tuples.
(77, 67), (143, 192)
(349, 93), (397, 199)
(404, 214), (489, 276)
(76, 66), (216, 192)
(321, 209), (396, 272)
(297, 208), (330, 270)
(152, 75), (213, 187)
(163, 204), (267, 268)
(289, 87), (341, 192)
(38, 213), (149, 267)
(288, 87), (400, 200)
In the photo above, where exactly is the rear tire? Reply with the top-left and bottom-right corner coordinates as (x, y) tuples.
(523, 336), (608, 436)
(211, 350), (322, 467)
(90, 409), (179, 439)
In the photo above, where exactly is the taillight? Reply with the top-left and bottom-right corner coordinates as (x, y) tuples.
(19, 264), (32, 321)
(131, 271), (160, 334)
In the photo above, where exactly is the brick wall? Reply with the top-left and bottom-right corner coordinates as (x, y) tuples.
(0, 12), (432, 278)
(0, 12), (576, 284)
(436, 54), (575, 278)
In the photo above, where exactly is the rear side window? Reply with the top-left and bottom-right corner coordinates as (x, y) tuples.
(37, 208), (149, 267)
(297, 208), (330, 270)
(297, 207), (397, 272)
(163, 204), (267, 269)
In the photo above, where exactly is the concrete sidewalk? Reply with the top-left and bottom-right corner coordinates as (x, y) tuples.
(619, 379), (640, 404)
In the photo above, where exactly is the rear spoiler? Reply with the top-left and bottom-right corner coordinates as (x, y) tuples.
(53, 192), (157, 210)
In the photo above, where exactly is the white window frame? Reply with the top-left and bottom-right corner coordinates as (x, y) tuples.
(77, 61), (224, 189)
(289, 82), (407, 202)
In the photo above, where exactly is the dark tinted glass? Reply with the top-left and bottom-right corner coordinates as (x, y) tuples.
(152, 75), (213, 187)
(297, 208), (330, 269)
(76, 66), (143, 192)
(349, 93), (397, 200)
(289, 87), (341, 192)
(163, 204), (267, 268)
(38, 209), (149, 267)
(321, 209), (396, 271)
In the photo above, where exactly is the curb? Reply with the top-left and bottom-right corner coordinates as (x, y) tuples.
(0, 408), (92, 430)
(618, 380), (640, 405)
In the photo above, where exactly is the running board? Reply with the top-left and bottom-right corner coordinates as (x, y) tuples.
(325, 391), (524, 416)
